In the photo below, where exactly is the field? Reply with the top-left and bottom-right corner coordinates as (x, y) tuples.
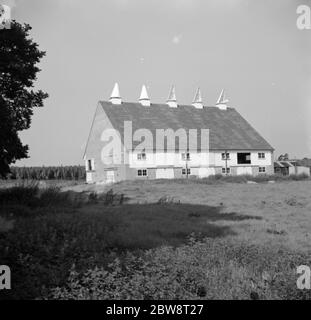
(0, 178), (311, 300)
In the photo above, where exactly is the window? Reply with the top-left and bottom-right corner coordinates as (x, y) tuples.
(182, 168), (191, 175)
(222, 167), (230, 174)
(137, 169), (147, 176)
(237, 152), (251, 164)
(87, 159), (94, 171)
(221, 153), (230, 160)
(258, 152), (265, 159)
(181, 153), (191, 161)
(259, 167), (266, 173)
(137, 153), (146, 160)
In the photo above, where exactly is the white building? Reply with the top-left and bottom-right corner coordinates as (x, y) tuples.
(84, 84), (274, 183)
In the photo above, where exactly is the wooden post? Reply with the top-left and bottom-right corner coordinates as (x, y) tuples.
(186, 152), (189, 179)
(225, 150), (228, 176)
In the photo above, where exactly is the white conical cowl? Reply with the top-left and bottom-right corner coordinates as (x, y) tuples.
(139, 85), (150, 106)
(109, 82), (122, 104)
(166, 85), (177, 108)
(192, 87), (203, 109)
(216, 89), (229, 110)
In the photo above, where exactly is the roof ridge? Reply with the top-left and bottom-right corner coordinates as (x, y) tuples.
(99, 100), (235, 110)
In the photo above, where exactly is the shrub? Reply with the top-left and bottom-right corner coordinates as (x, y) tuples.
(288, 173), (309, 181)
(38, 186), (81, 207)
(46, 238), (311, 300)
(158, 174), (310, 185)
(0, 216), (14, 232)
(103, 189), (115, 205)
(157, 196), (180, 205)
(0, 184), (87, 217)
(88, 192), (98, 202)
(221, 175), (248, 183)
(0, 182), (39, 207)
(249, 175), (271, 183)
(0, 210), (122, 299)
(96, 189), (126, 206)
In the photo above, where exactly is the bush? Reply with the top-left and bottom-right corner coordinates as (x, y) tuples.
(0, 182), (39, 207)
(157, 196), (180, 205)
(0, 184), (88, 219)
(287, 173), (309, 181)
(46, 238), (311, 300)
(38, 186), (77, 207)
(95, 189), (125, 206)
(0, 210), (123, 299)
(221, 175), (248, 183)
(158, 174), (310, 185)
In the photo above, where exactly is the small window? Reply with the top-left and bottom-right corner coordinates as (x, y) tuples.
(137, 153), (146, 160)
(87, 159), (94, 171)
(258, 152), (265, 159)
(259, 167), (266, 173)
(222, 167), (230, 174)
(221, 153), (230, 160)
(137, 169), (147, 176)
(182, 168), (191, 175)
(181, 153), (190, 161)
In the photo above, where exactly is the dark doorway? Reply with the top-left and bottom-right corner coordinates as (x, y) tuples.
(237, 152), (251, 164)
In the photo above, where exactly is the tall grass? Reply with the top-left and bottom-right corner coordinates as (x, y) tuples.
(0, 183), (78, 209)
(47, 238), (311, 300)
(154, 173), (310, 185)
(1, 181), (310, 300)
(0, 184), (124, 217)
(0, 184), (254, 299)
(0, 181), (39, 207)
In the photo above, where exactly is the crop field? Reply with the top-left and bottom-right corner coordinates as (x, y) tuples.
(0, 178), (311, 300)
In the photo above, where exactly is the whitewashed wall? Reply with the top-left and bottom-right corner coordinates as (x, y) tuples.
(296, 166), (310, 176)
(212, 151), (272, 166)
(250, 152), (272, 166)
(128, 151), (272, 168)
(128, 151), (211, 168)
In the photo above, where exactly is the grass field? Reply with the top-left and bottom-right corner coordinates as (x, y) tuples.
(0, 178), (311, 299)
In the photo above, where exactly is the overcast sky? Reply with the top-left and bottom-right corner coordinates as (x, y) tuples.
(5, 0), (311, 165)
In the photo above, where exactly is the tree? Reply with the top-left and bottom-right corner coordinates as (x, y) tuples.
(278, 153), (290, 161)
(0, 21), (48, 177)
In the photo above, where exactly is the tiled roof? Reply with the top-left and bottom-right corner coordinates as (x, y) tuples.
(275, 161), (295, 168)
(99, 101), (274, 151)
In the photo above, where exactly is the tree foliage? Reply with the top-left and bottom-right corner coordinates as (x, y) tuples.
(278, 153), (289, 161)
(0, 21), (48, 177)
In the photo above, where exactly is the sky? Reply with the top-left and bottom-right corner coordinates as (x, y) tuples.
(3, 0), (311, 165)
